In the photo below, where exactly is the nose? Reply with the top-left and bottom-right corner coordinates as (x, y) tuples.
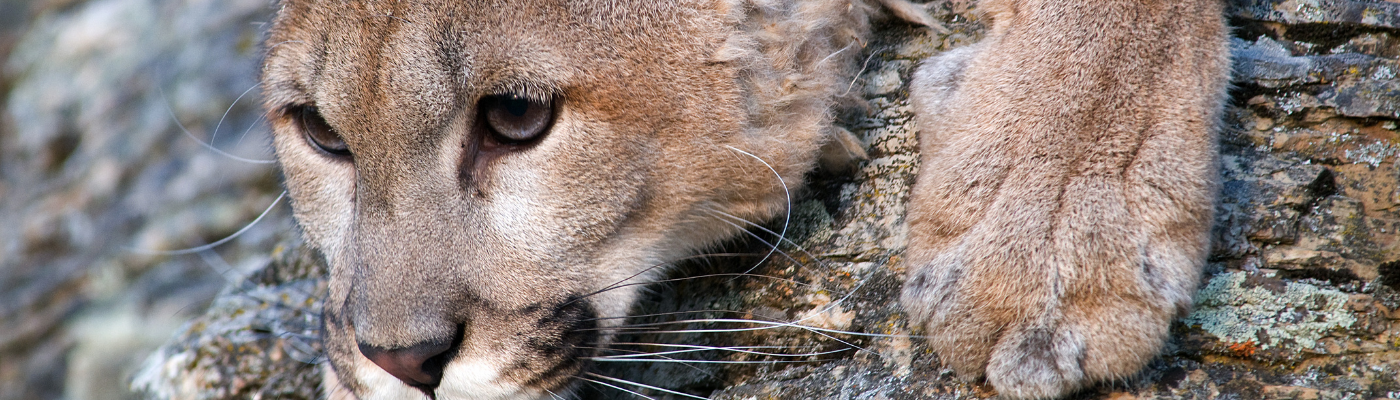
(358, 338), (454, 389)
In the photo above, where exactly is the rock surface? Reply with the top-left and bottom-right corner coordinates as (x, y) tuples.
(0, 1), (289, 399)
(1, 0), (1397, 399)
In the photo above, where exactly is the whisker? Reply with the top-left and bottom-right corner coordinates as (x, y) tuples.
(574, 377), (656, 400)
(234, 113), (268, 148)
(583, 373), (709, 400)
(158, 87), (276, 164)
(574, 346), (714, 377)
(609, 342), (822, 350)
(210, 83), (262, 145)
(600, 318), (909, 338)
(263, 40), (306, 54)
(563, 252), (763, 306)
(586, 314), (913, 359)
(579, 309), (754, 323)
(592, 347), (721, 358)
(582, 262), (883, 361)
(128, 191), (287, 255)
(722, 145), (791, 276)
(704, 207), (873, 323)
(844, 46), (888, 97)
(543, 388), (566, 400)
(195, 248), (244, 285)
(594, 343), (851, 359)
(818, 41), (857, 68)
(608, 326), (880, 360)
(575, 272), (815, 312)
(276, 331), (326, 365)
(705, 208), (825, 264)
(587, 358), (823, 365)
(706, 215), (806, 271)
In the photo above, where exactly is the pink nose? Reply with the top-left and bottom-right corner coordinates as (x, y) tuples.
(358, 340), (453, 389)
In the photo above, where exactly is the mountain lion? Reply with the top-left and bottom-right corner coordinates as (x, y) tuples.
(259, 0), (1229, 399)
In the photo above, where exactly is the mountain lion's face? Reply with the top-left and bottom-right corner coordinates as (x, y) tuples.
(261, 0), (854, 398)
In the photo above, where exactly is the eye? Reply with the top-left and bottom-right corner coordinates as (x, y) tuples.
(291, 105), (350, 157)
(480, 94), (554, 142)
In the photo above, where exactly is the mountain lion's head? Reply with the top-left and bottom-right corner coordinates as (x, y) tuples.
(261, 0), (883, 398)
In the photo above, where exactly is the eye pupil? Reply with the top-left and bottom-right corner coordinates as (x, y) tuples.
(294, 105), (350, 157)
(483, 94), (554, 143)
(504, 97), (530, 117)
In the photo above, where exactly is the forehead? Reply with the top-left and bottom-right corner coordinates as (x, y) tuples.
(260, 0), (714, 120)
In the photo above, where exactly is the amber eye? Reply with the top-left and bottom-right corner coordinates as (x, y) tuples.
(481, 94), (554, 142)
(291, 105), (350, 157)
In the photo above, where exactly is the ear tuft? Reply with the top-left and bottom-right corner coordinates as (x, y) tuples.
(875, 0), (949, 34)
(818, 126), (869, 174)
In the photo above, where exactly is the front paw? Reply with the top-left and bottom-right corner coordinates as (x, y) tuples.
(901, 222), (1202, 399)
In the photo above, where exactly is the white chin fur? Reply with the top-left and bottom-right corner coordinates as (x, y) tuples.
(351, 360), (429, 400)
(435, 360), (551, 400)
(348, 358), (551, 400)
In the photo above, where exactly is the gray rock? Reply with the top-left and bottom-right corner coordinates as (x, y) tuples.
(0, 0), (287, 399)
(1231, 0), (1400, 30)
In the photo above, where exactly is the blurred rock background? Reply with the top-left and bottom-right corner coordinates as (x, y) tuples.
(1, 0), (1398, 400)
(0, 1), (290, 399)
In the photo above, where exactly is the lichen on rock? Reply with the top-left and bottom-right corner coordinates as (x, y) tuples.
(1185, 271), (1358, 352)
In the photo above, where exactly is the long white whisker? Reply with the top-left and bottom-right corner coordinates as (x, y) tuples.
(707, 215), (806, 269)
(159, 88), (276, 164)
(583, 373), (709, 400)
(784, 267), (874, 332)
(610, 342), (822, 350)
(593, 313), (903, 359)
(844, 47), (882, 96)
(817, 41), (855, 67)
(587, 358), (822, 365)
(194, 248), (244, 284)
(706, 207), (824, 264)
(581, 309), (755, 323)
(211, 83), (261, 145)
(128, 191), (286, 255)
(574, 273), (814, 310)
(563, 253), (761, 306)
(263, 40), (306, 53)
(278, 335), (326, 365)
(595, 344), (850, 358)
(234, 113), (268, 148)
(612, 326), (879, 360)
(722, 145), (790, 276)
(597, 318), (906, 338)
(576, 346), (714, 377)
(575, 377), (656, 400)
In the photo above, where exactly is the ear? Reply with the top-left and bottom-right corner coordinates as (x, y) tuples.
(875, 0), (948, 33)
(818, 126), (869, 174)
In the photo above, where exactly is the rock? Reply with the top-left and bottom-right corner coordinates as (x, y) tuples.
(0, 0), (289, 399)
(1230, 0), (1400, 30)
(131, 242), (325, 400)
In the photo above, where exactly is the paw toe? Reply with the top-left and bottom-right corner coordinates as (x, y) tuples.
(984, 327), (1086, 399)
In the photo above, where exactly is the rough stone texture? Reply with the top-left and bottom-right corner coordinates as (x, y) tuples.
(0, 1), (289, 399)
(2, 0), (1398, 399)
(131, 242), (325, 400)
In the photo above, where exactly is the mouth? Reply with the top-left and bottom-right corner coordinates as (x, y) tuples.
(332, 294), (604, 400)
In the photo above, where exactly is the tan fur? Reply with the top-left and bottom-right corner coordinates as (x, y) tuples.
(901, 0), (1231, 398)
(263, 0), (882, 398)
(259, 0), (1230, 398)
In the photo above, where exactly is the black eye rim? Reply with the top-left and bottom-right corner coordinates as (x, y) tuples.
(478, 93), (558, 145)
(286, 104), (352, 158)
